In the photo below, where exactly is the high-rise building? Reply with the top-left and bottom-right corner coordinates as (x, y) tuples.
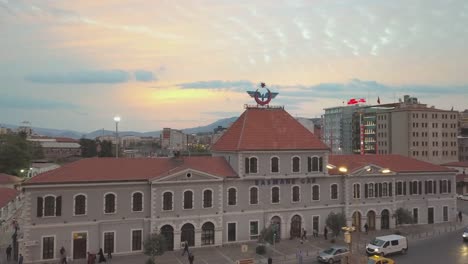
(323, 105), (358, 154)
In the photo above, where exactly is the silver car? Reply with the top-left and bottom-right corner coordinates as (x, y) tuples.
(317, 246), (350, 263)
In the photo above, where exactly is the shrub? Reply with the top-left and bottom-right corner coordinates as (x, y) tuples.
(258, 226), (277, 244)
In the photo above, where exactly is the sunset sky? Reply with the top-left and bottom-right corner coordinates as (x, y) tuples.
(1, 0), (468, 132)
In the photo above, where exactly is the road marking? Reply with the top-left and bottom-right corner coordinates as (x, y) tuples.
(215, 248), (236, 264)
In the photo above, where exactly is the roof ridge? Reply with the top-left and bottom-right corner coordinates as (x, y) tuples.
(236, 110), (249, 149)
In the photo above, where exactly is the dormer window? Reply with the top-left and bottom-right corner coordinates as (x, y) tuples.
(245, 157), (258, 174)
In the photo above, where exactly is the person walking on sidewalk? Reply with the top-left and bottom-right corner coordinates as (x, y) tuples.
(296, 249), (303, 264)
(18, 253), (23, 264)
(459, 211), (463, 222)
(188, 252), (195, 264)
(301, 228), (307, 241)
(268, 256), (273, 264)
(6, 244), (12, 261)
(324, 226), (328, 240)
(364, 223), (369, 234)
(181, 241), (190, 256)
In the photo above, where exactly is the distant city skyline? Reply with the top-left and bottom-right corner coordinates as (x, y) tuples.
(1, 0), (467, 131)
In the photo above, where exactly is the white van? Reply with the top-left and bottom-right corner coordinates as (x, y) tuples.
(366, 234), (408, 256)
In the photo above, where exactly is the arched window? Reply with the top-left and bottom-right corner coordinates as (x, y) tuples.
(312, 157), (319, 171)
(331, 184), (338, 200)
(201, 222), (215, 245)
(271, 186), (280, 204)
(353, 184), (360, 199)
(292, 186), (300, 202)
(271, 157), (279, 173)
(104, 193), (116, 213)
(132, 192), (143, 212)
(74, 194), (86, 215)
(245, 157), (258, 174)
(312, 185), (320, 201)
(44, 196), (56, 216)
(203, 189), (213, 208)
(183, 191), (193, 209)
(249, 187), (258, 205)
(228, 188), (237, 205)
(292, 157), (300, 172)
(163, 192), (173, 211)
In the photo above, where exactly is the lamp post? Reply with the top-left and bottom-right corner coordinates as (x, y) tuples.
(114, 116), (121, 158)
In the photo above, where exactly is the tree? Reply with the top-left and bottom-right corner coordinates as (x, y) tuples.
(98, 140), (113, 157)
(79, 138), (97, 157)
(0, 134), (32, 176)
(258, 225), (276, 244)
(326, 212), (347, 238)
(393, 208), (413, 226)
(144, 233), (167, 264)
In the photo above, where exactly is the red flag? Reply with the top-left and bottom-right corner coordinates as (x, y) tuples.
(358, 98), (366, 103)
(377, 97), (381, 104)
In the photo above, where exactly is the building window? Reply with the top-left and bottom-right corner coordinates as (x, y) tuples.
(271, 157), (279, 173)
(131, 230), (142, 251)
(312, 185), (320, 201)
(132, 192), (143, 212)
(42, 236), (55, 260)
(292, 186), (300, 202)
(382, 182), (388, 197)
(271, 186), (280, 204)
(162, 192), (173, 211)
(103, 232), (115, 254)
(228, 188), (237, 205)
(440, 180), (451, 194)
(227, 223), (236, 242)
(425, 180), (434, 194)
(313, 216), (320, 234)
(413, 208), (419, 224)
(330, 184), (338, 200)
(396, 182), (403, 196)
(353, 183), (360, 199)
(201, 222), (215, 245)
(366, 183), (375, 198)
(249, 187), (258, 205)
(292, 157), (300, 172)
(245, 157), (258, 174)
(104, 193), (116, 214)
(183, 190), (193, 209)
(311, 157), (319, 172)
(44, 196), (58, 217)
(203, 189), (213, 208)
(319, 157), (323, 172)
(74, 194), (86, 216)
(250, 221), (259, 240)
(443, 206), (449, 222)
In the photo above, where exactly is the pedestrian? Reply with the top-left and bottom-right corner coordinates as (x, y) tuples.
(301, 228), (307, 241)
(324, 226), (328, 240)
(18, 253), (23, 264)
(60, 246), (67, 264)
(182, 241), (190, 256)
(6, 244), (12, 261)
(268, 256), (273, 264)
(296, 250), (303, 264)
(98, 248), (106, 263)
(459, 211), (463, 222)
(188, 252), (195, 264)
(107, 250), (112, 261)
(364, 223), (369, 234)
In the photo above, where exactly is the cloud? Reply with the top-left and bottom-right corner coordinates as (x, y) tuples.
(178, 80), (255, 90)
(0, 95), (79, 110)
(202, 111), (241, 117)
(25, 70), (158, 84)
(134, 70), (156, 82)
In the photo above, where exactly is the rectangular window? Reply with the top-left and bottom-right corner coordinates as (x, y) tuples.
(228, 223), (236, 242)
(396, 182), (403, 196)
(104, 232), (115, 254)
(353, 184), (360, 199)
(132, 230), (142, 251)
(413, 208), (419, 224)
(249, 221), (259, 240)
(42, 236), (55, 260)
(443, 206), (448, 222)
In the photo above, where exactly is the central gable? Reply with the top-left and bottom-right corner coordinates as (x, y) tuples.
(152, 168), (223, 184)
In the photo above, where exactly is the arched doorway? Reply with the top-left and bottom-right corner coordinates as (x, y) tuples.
(290, 215), (302, 238)
(181, 223), (195, 247)
(367, 211), (376, 230)
(381, 209), (390, 230)
(352, 211), (362, 232)
(270, 216), (281, 241)
(160, 225), (174, 251)
(201, 222), (215, 245)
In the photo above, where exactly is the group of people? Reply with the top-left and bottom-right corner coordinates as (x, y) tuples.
(181, 241), (195, 264)
(87, 248), (111, 264)
(4, 245), (23, 264)
(298, 226), (328, 242)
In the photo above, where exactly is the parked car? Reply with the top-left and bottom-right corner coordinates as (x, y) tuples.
(368, 255), (395, 264)
(366, 234), (408, 256)
(317, 246), (349, 263)
(462, 228), (468, 242)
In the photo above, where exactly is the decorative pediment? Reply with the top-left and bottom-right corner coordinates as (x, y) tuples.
(151, 168), (223, 184)
(349, 164), (396, 176)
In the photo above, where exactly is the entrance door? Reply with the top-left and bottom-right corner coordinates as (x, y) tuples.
(73, 232), (87, 259)
(160, 225), (174, 251)
(181, 223), (195, 247)
(428, 208), (434, 224)
(270, 216), (281, 241)
(352, 211), (362, 232)
(290, 215), (302, 238)
(381, 210), (390, 229)
(367, 211), (376, 230)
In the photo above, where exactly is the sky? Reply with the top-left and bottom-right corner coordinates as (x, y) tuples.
(1, 0), (468, 132)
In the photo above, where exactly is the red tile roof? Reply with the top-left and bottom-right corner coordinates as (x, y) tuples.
(54, 137), (79, 143)
(0, 188), (19, 208)
(0, 173), (23, 184)
(456, 174), (468, 182)
(212, 107), (329, 151)
(328, 154), (455, 175)
(25, 156), (238, 185)
(441, 161), (468, 168)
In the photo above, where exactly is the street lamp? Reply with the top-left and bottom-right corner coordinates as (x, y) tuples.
(342, 226), (356, 253)
(114, 116), (121, 158)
